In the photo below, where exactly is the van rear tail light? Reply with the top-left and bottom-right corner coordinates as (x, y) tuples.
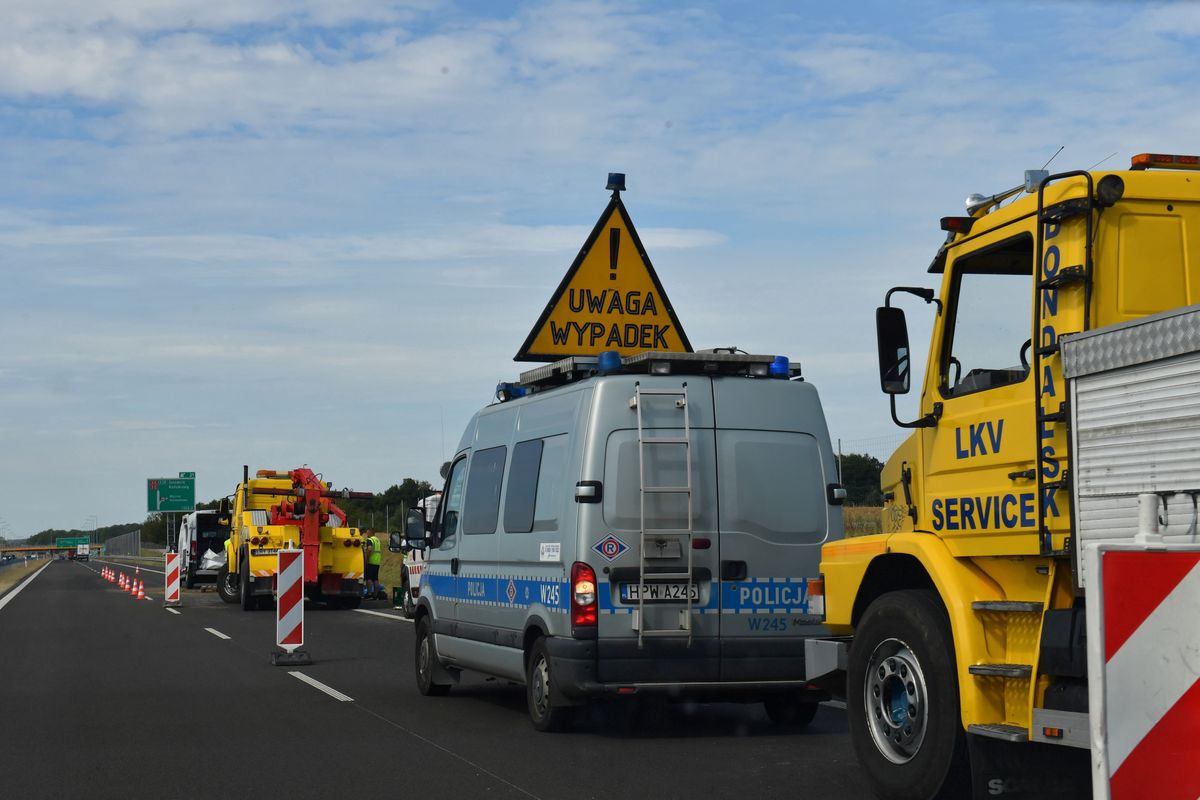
(571, 562), (598, 634)
(808, 576), (825, 620)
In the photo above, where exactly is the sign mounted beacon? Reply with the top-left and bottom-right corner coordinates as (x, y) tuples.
(515, 173), (692, 362)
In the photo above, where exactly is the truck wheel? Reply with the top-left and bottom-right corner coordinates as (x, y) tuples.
(526, 638), (574, 732)
(401, 578), (415, 619)
(216, 567), (238, 603)
(415, 617), (450, 696)
(239, 558), (255, 611)
(763, 693), (819, 728)
(848, 590), (969, 800)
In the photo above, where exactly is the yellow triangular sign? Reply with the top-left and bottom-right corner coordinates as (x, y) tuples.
(515, 191), (692, 362)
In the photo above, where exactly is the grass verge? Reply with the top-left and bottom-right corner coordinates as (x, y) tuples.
(0, 558), (48, 597)
(845, 506), (883, 537)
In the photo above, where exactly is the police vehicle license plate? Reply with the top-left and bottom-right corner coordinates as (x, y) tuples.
(620, 583), (698, 602)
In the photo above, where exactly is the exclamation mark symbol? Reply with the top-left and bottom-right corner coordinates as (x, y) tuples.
(609, 228), (620, 281)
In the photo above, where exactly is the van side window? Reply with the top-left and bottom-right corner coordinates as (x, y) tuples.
(503, 434), (568, 533)
(462, 446), (507, 535)
(504, 440), (543, 533)
(941, 235), (1034, 398)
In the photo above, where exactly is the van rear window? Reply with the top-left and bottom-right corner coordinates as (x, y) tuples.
(718, 431), (826, 544)
(463, 446), (507, 535)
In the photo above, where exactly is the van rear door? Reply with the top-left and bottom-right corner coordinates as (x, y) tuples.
(713, 378), (838, 680)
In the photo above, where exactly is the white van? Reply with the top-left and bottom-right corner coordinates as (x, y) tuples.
(391, 493), (440, 617)
(178, 511), (229, 588)
(403, 350), (846, 730)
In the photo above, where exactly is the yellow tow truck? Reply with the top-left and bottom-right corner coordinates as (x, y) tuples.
(816, 154), (1200, 799)
(217, 466), (373, 610)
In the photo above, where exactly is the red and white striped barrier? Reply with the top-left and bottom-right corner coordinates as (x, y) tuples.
(1087, 545), (1200, 800)
(271, 548), (311, 666)
(163, 553), (181, 607)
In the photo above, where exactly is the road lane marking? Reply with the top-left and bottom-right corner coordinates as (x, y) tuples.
(166, 608), (181, 615)
(823, 700), (846, 710)
(205, 627), (231, 640)
(0, 561), (52, 613)
(288, 671), (354, 702)
(354, 608), (413, 623)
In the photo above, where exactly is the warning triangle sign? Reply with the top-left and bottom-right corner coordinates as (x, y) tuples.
(515, 191), (692, 362)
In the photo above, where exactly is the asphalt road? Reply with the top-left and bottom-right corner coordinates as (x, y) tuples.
(0, 560), (871, 800)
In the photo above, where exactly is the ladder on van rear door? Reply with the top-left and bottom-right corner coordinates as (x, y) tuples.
(630, 382), (694, 647)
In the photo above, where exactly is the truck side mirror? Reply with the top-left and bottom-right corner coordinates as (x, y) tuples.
(405, 509), (427, 549)
(219, 497), (230, 516)
(876, 306), (912, 395)
(388, 532), (404, 553)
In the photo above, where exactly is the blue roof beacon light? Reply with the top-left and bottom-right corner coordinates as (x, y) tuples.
(606, 173), (626, 193)
(769, 355), (790, 378)
(597, 350), (623, 374)
(495, 382), (527, 402)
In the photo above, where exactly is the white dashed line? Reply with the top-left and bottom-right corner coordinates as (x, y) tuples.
(354, 608), (413, 623)
(166, 608), (181, 615)
(204, 627), (231, 640)
(289, 671), (354, 702)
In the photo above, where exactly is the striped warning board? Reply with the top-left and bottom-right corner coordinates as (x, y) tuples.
(277, 549), (304, 653)
(163, 552), (181, 607)
(1088, 546), (1200, 800)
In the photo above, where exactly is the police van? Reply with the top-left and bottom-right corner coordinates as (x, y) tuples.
(403, 349), (846, 730)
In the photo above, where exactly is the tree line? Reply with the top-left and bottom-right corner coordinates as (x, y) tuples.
(24, 478), (437, 547)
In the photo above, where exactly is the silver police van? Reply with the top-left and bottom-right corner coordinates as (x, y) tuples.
(403, 350), (845, 730)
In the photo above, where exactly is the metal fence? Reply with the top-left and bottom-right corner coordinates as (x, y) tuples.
(104, 530), (142, 556)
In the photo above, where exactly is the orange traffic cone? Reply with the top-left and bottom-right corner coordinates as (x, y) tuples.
(135, 566), (140, 577)
(119, 574), (125, 590)
(137, 581), (145, 601)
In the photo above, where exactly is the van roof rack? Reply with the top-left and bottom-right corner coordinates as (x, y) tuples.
(505, 349), (801, 398)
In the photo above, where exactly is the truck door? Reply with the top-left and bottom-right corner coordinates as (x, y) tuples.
(714, 378), (835, 680)
(919, 230), (1043, 547)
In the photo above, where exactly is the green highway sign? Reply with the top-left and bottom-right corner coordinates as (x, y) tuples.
(178, 472), (195, 479)
(148, 477), (195, 512)
(56, 536), (90, 548)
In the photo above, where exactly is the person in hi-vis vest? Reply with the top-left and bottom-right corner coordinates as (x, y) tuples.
(363, 528), (383, 599)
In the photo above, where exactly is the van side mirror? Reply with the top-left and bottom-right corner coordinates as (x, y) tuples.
(405, 509), (427, 549)
(388, 532), (404, 553)
(876, 306), (911, 395)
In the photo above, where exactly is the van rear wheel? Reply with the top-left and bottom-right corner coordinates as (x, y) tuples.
(526, 638), (574, 732)
(764, 693), (819, 728)
(415, 617), (450, 696)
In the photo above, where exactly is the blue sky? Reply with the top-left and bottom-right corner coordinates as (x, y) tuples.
(2, 0), (1198, 537)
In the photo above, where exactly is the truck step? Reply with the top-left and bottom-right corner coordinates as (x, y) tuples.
(968, 723), (1029, 743)
(969, 663), (1033, 678)
(971, 601), (1044, 613)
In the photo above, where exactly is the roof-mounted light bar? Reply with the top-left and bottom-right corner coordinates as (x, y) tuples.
(1130, 152), (1200, 171)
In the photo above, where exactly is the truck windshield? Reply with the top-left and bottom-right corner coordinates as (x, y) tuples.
(942, 235), (1033, 398)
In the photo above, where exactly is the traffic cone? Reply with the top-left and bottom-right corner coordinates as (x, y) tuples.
(119, 574), (125, 590)
(137, 581), (145, 601)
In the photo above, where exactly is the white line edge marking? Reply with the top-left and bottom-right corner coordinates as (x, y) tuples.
(166, 608), (181, 615)
(204, 627), (231, 640)
(288, 671), (354, 702)
(93, 558), (166, 575)
(0, 560), (52, 613)
(822, 700), (846, 710)
(354, 608), (414, 623)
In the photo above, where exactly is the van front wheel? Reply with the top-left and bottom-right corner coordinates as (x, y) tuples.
(414, 617), (450, 697)
(526, 638), (574, 732)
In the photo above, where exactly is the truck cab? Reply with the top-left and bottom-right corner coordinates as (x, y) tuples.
(823, 154), (1200, 798)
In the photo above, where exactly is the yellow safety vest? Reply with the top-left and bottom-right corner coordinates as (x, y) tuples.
(368, 535), (382, 566)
